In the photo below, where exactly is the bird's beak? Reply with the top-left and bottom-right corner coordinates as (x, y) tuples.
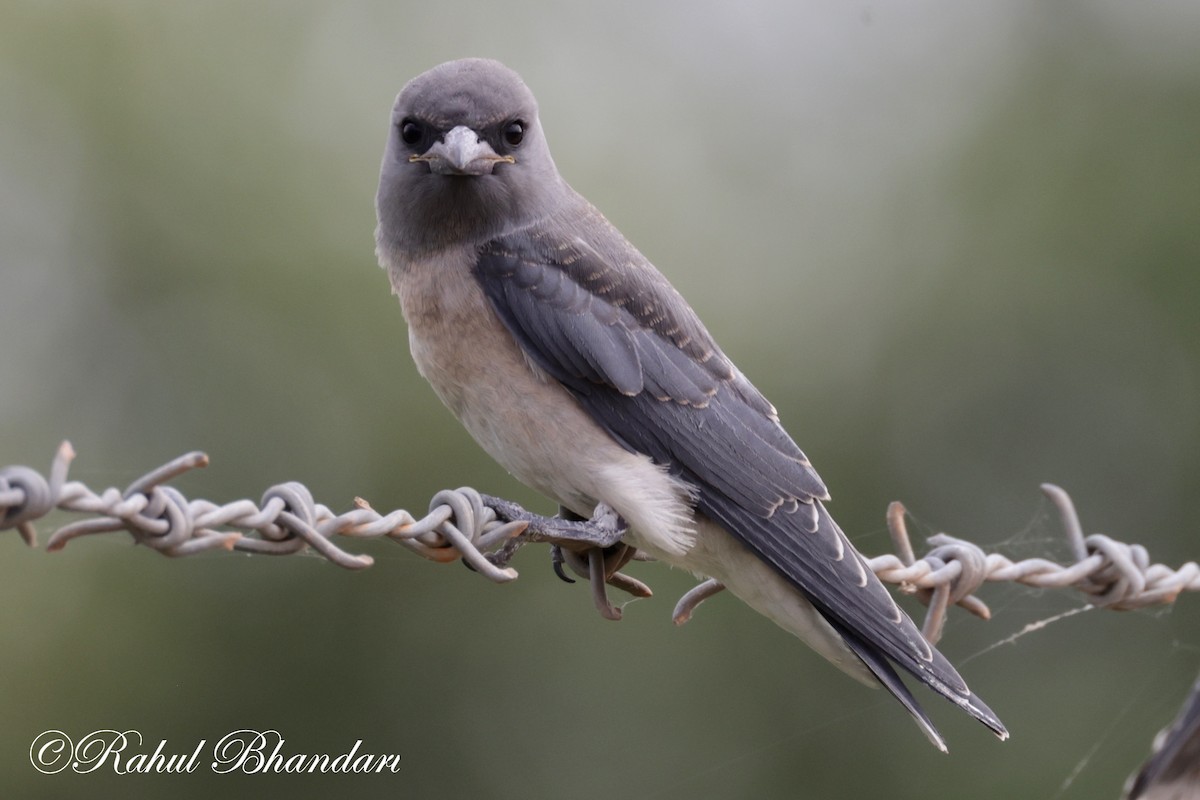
(409, 125), (515, 176)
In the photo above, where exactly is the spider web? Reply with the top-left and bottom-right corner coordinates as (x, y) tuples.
(885, 494), (1199, 798)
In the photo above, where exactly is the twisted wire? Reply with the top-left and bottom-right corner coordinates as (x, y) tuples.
(2, 442), (1197, 644)
(0, 442), (523, 582)
(674, 487), (1200, 643)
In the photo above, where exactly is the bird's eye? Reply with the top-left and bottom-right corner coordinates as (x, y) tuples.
(503, 120), (525, 147)
(400, 120), (424, 146)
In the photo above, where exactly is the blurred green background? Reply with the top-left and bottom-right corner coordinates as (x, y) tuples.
(2, 1), (1198, 797)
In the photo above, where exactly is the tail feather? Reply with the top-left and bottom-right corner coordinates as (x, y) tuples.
(828, 613), (1008, 751)
(833, 619), (948, 752)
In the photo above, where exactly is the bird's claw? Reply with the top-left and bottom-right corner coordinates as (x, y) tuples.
(482, 535), (525, 570)
(480, 496), (652, 620)
(550, 544), (575, 584)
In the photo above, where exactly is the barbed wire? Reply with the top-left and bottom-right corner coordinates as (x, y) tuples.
(0, 442), (526, 581)
(4, 441), (1198, 799)
(671, 486), (1200, 644)
(1, 442), (1198, 644)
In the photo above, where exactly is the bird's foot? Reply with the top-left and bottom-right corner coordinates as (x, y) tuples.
(480, 497), (650, 621)
(480, 496), (628, 548)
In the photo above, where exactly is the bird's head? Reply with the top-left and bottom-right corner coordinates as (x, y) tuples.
(376, 58), (562, 254)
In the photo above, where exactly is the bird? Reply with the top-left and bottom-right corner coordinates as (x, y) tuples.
(1124, 673), (1200, 800)
(374, 57), (1007, 751)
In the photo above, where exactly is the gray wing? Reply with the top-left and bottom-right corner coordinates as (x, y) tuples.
(474, 208), (1005, 743)
(1125, 674), (1200, 799)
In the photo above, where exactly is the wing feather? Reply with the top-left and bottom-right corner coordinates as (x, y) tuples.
(473, 207), (1005, 741)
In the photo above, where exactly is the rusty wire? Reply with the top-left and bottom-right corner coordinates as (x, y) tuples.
(2, 442), (1198, 643)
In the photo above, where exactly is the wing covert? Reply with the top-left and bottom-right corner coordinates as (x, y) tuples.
(472, 214), (1004, 738)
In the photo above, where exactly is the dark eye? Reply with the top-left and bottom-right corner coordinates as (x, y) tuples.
(503, 120), (525, 147)
(400, 120), (423, 146)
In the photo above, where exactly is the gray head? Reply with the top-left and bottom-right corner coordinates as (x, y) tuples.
(376, 58), (564, 254)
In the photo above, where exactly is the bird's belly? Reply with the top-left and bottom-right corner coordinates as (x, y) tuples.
(413, 320), (607, 509)
(416, 324), (698, 556)
(394, 251), (697, 556)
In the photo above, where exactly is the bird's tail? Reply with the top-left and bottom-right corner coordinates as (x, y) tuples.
(826, 611), (1009, 751)
(813, 554), (1009, 747)
(698, 487), (1008, 750)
